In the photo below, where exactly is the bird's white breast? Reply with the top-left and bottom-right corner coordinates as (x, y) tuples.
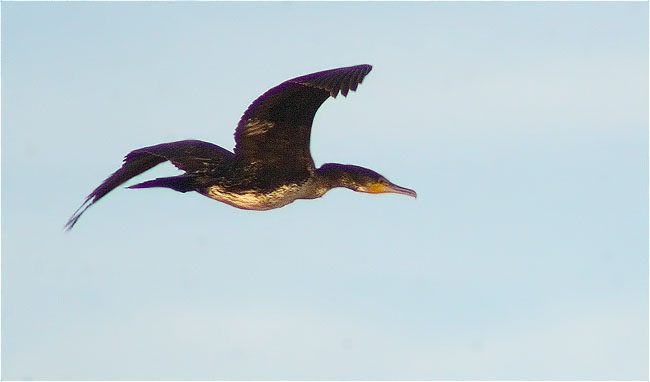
(204, 181), (321, 210)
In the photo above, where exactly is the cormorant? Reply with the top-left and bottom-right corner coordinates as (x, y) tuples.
(65, 64), (416, 230)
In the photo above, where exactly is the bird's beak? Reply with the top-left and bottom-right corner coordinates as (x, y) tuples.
(382, 182), (417, 198)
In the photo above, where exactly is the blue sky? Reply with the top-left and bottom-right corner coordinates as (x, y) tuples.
(2, 2), (648, 380)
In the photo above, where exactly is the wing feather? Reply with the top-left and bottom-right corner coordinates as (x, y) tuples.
(64, 140), (233, 230)
(233, 65), (372, 169)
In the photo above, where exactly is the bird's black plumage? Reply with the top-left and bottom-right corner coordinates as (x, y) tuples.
(65, 64), (416, 230)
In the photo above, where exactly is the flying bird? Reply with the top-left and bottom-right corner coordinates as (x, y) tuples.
(65, 64), (416, 230)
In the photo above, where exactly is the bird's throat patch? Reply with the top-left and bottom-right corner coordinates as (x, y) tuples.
(369, 183), (385, 193)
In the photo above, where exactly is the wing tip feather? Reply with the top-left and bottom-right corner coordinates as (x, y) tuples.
(309, 64), (373, 98)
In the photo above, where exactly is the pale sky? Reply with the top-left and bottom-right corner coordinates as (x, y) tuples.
(2, 2), (648, 380)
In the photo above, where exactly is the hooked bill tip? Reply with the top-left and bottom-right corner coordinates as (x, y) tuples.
(387, 183), (417, 198)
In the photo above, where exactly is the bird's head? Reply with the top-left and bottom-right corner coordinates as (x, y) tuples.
(317, 163), (417, 198)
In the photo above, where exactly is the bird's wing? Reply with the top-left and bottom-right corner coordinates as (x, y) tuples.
(233, 64), (372, 171)
(65, 140), (233, 230)
(140, 139), (234, 174)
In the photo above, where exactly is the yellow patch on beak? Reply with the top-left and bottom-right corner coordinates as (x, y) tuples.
(368, 182), (386, 193)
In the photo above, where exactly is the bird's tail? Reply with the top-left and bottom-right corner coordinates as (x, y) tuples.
(128, 176), (196, 193)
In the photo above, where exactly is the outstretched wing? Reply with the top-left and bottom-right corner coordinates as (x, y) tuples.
(65, 140), (233, 230)
(233, 64), (372, 171)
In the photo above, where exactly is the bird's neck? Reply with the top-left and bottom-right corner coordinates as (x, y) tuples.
(314, 163), (357, 192)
